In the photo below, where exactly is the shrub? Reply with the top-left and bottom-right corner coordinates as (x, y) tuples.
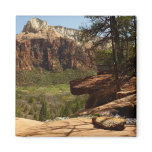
(29, 107), (35, 115)
(23, 105), (29, 113)
(39, 101), (52, 121)
(34, 113), (39, 120)
(16, 107), (23, 117)
(16, 68), (96, 87)
(57, 95), (87, 117)
(28, 96), (36, 104)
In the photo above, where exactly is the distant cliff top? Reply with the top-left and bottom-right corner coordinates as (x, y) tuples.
(22, 18), (50, 33)
(21, 18), (80, 42)
(18, 18), (111, 48)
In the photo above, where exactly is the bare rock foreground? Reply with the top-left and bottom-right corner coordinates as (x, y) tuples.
(16, 117), (136, 137)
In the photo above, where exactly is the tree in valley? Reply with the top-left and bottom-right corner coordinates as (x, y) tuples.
(39, 101), (51, 121)
(80, 16), (136, 91)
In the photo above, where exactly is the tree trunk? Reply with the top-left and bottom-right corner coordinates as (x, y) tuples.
(125, 38), (129, 74)
(110, 16), (120, 91)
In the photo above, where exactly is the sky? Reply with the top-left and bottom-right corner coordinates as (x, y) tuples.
(16, 16), (91, 34)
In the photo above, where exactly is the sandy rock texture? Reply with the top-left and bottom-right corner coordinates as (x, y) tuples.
(16, 117), (136, 137)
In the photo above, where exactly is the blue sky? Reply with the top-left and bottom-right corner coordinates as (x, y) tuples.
(16, 16), (91, 34)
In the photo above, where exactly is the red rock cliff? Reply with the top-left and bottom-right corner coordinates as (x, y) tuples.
(16, 18), (106, 72)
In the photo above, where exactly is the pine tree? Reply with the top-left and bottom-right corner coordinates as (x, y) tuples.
(80, 16), (136, 90)
(80, 16), (120, 90)
(39, 101), (51, 121)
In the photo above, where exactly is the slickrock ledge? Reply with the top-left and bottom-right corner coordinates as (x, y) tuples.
(70, 74), (116, 95)
(16, 117), (136, 137)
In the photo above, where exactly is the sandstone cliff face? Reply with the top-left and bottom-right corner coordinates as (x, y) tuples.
(16, 18), (110, 71)
(17, 18), (96, 71)
(16, 37), (96, 71)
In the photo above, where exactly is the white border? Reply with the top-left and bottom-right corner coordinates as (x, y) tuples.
(0, 0), (152, 151)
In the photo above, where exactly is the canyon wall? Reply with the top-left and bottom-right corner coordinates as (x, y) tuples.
(16, 18), (111, 72)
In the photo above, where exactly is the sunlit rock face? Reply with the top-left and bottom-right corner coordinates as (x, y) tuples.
(16, 18), (111, 72)
(22, 18), (50, 33)
(53, 26), (81, 42)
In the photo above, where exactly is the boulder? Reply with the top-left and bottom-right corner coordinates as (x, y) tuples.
(70, 74), (117, 95)
(92, 117), (126, 130)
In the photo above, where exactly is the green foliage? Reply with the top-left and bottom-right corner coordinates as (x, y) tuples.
(16, 68), (96, 87)
(57, 95), (87, 117)
(39, 101), (51, 121)
(28, 96), (36, 104)
(23, 105), (28, 113)
(16, 107), (23, 117)
(33, 103), (37, 112)
(80, 16), (136, 86)
(29, 107), (35, 115)
(16, 84), (88, 121)
(95, 48), (113, 65)
(34, 113), (39, 120)
(16, 68), (93, 121)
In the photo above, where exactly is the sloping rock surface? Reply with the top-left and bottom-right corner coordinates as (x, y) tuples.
(70, 74), (116, 95)
(70, 94), (136, 117)
(16, 117), (136, 137)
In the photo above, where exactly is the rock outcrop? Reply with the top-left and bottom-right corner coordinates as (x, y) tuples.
(70, 74), (118, 108)
(16, 18), (111, 72)
(116, 90), (136, 99)
(70, 94), (136, 118)
(70, 74), (116, 95)
(70, 74), (136, 109)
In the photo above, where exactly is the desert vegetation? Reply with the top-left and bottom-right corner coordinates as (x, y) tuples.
(16, 68), (96, 86)
(16, 69), (93, 121)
